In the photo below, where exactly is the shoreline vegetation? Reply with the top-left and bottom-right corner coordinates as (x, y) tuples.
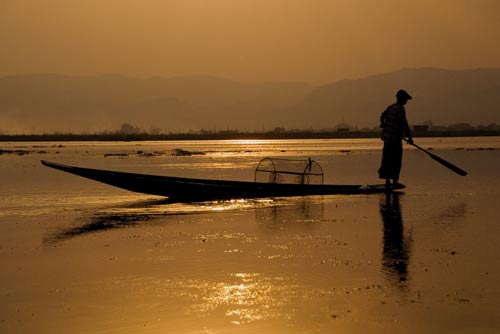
(1, 128), (500, 142)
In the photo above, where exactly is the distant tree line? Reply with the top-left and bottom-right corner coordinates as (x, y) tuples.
(1, 122), (499, 141)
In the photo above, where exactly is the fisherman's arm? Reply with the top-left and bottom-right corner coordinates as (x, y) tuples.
(402, 110), (413, 144)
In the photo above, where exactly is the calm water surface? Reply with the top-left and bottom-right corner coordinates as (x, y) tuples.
(1, 137), (500, 333)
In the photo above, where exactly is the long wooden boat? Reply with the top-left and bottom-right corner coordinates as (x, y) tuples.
(41, 160), (402, 201)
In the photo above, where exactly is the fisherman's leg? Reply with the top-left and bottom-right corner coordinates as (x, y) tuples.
(393, 142), (404, 186)
(379, 142), (392, 180)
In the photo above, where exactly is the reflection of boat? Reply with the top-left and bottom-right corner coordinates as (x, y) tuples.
(255, 198), (325, 233)
(43, 198), (275, 244)
(41, 160), (403, 201)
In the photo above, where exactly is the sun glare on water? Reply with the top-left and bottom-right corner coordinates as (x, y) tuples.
(186, 273), (296, 325)
(226, 139), (270, 145)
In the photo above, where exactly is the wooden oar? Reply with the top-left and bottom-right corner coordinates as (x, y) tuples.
(404, 139), (467, 176)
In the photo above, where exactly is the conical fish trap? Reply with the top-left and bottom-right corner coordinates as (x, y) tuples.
(254, 157), (324, 185)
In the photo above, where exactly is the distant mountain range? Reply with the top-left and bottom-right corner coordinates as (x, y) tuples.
(1, 68), (499, 134)
(285, 67), (500, 129)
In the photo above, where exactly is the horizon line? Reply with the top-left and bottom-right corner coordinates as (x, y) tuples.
(2, 66), (500, 85)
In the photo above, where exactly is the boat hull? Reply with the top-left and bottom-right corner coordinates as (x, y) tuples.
(41, 160), (401, 200)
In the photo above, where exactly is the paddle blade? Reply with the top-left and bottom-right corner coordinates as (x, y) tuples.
(409, 142), (468, 176)
(424, 150), (468, 176)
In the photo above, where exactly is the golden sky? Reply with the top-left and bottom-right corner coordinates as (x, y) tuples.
(1, 0), (500, 83)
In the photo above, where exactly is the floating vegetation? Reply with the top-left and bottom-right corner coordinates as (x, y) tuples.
(104, 153), (130, 158)
(103, 148), (206, 158)
(465, 147), (499, 151)
(31, 144), (64, 148)
(0, 149), (50, 155)
(449, 147), (500, 151)
(172, 148), (205, 156)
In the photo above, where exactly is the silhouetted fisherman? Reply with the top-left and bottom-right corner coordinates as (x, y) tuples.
(378, 90), (414, 189)
(380, 193), (411, 285)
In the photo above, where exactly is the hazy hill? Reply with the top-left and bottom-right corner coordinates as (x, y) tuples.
(284, 68), (500, 129)
(1, 68), (499, 134)
(0, 74), (313, 133)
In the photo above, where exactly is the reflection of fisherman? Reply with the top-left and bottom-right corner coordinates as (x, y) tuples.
(380, 193), (411, 285)
(378, 90), (414, 189)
